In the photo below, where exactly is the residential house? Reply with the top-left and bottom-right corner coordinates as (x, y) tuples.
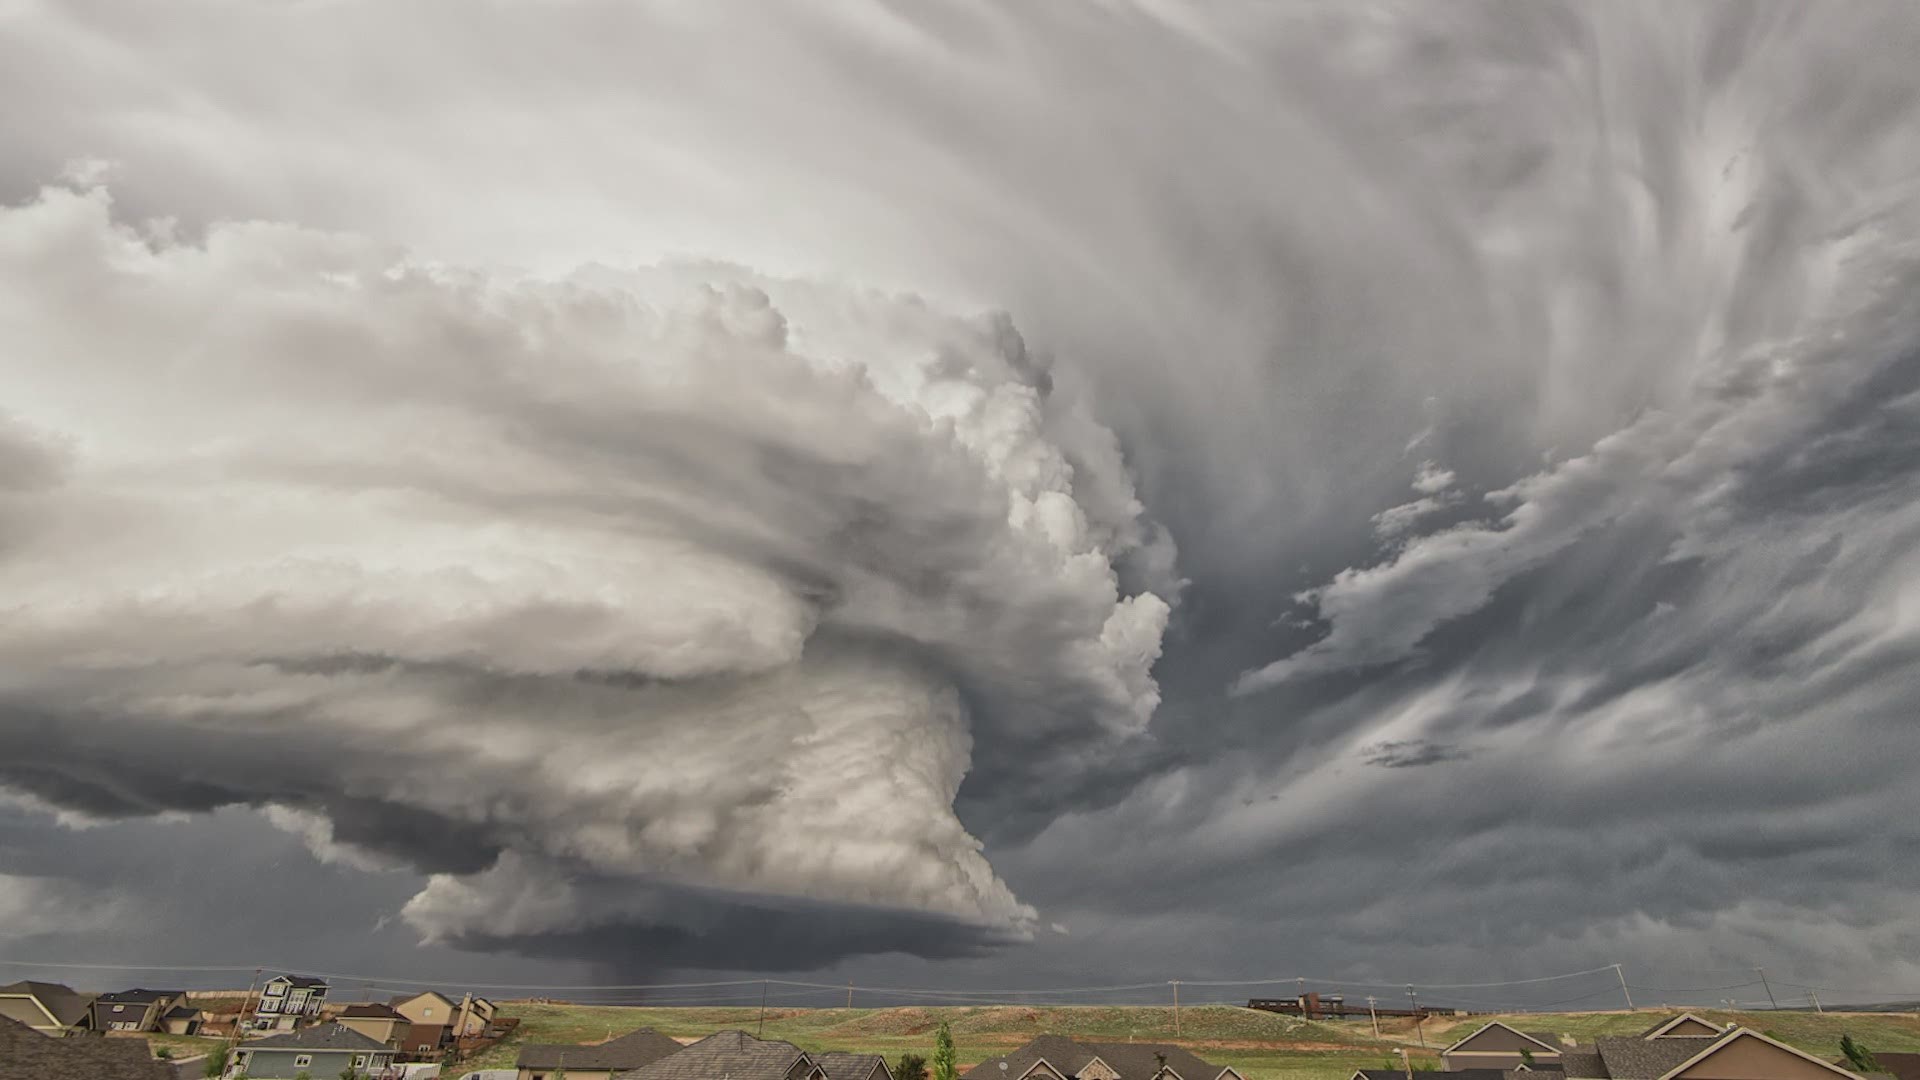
(961, 1035), (1246, 1080)
(228, 1021), (399, 1079)
(1441, 1023), (1568, 1071)
(161, 1004), (208, 1036)
(446, 993), (499, 1038)
(0, 981), (93, 1037)
(0, 1014), (175, 1080)
(1556, 1025), (1865, 1080)
(614, 1030), (819, 1080)
(817, 1053), (896, 1080)
(90, 988), (188, 1033)
(252, 973), (329, 1031)
(516, 1026), (686, 1080)
(391, 990), (456, 1057)
(338, 1003), (410, 1048)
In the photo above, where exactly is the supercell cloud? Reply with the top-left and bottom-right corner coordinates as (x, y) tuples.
(0, 183), (1169, 962)
(3, 1), (1920, 992)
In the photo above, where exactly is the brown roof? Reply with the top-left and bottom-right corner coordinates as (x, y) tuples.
(341, 1003), (407, 1020)
(616, 1029), (807, 1080)
(0, 981), (94, 1029)
(1875, 1054), (1920, 1080)
(519, 1026), (687, 1071)
(818, 1052), (893, 1080)
(962, 1036), (1237, 1080)
(0, 1015), (174, 1080)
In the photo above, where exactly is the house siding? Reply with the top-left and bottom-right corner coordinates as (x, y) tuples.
(1672, 1038), (1854, 1080)
(237, 1047), (395, 1079)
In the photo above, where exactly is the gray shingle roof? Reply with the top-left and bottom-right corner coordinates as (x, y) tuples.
(0, 1015), (174, 1080)
(962, 1036), (1236, 1080)
(1556, 1051), (1607, 1078)
(96, 989), (185, 1005)
(1354, 1071), (1509, 1080)
(243, 1021), (392, 1052)
(617, 1029), (809, 1080)
(818, 1052), (892, 1080)
(266, 973), (329, 989)
(0, 981), (94, 1029)
(1592, 1033), (1733, 1079)
(518, 1027), (687, 1071)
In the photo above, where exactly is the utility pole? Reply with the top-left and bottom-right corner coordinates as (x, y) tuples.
(1755, 968), (1778, 1011)
(1808, 991), (1823, 1014)
(1170, 981), (1182, 1037)
(1399, 1047), (1413, 1080)
(1297, 977), (1306, 1003)
(1407, 986), (1426, 1049)
(227, 967), (262, 1068)
(1614, 964), (1635, 1012)
(846, 982), (854, 1009)
(758, 979), (769, 1037)
(1367, 996), (1380, 1038)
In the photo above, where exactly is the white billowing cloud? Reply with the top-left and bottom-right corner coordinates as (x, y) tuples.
(0, 181), (1173, 950)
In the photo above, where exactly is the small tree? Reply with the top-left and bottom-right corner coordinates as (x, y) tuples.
(1842, 1035), (1878, 1073)
(895, 1052), (930, 1080)
(295, 1071), (314, 1080)
(1520, 1049), (1536, 1068)
(204, 1047), (229, 1079)
(932, 1021), (958, 1080)
(156, 1046), (175, 1060)
(339, 1063), (361, 1080)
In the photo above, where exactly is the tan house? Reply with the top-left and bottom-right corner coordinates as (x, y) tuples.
(1557, 1024), (1866, 1080)
(161, 1004), (208, 1035)
(390, 989), (457, 1027)
(337, 1002), (409, 1048)
(517, 1025), (686, 1080)
(454, 992), (498, 1038)
(1441, 1022), (1567, 1071)
(0, 980), (93, 1036)
(962, 1035), (1246, 1080)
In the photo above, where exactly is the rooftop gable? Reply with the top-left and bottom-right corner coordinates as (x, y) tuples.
(1640, 1016), (1724, 1040)
(1657, 1029), (1864, 1080)
(1444, 1023), (1565, 1057)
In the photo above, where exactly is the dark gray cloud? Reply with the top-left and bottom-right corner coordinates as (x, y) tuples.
(2, 0), (1919, 999)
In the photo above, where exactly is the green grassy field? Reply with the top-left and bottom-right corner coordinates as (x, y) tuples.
(406, 1003), (1920, 1080)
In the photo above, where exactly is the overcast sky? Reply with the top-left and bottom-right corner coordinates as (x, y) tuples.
(3, 0), (1919, 1009)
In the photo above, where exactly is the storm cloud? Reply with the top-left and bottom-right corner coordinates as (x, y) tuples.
(3, 0), (1920, 994)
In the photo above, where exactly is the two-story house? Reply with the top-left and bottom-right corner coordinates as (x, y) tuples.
(252, 973), (329, 1031)
(90, 988), (188, 1033)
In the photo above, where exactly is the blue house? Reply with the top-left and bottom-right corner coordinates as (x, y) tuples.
(230, 1022), (399, 1079)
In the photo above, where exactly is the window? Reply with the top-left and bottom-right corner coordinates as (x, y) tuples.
(354, 1056), (367, 1067)
(265, 982), (286, 996)
(112, 1004), (126, 1013)
(419, 1044), (434, 1052)
(295, 1054), (313, 1068)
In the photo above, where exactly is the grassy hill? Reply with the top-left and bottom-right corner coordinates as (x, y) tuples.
(436, 1003), (1920, 1080)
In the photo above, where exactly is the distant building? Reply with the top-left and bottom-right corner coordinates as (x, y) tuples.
(454, 992), (499, 1038)
(253, 973), (329, 1031)
(90, 988), (188, 1033)
(517, 1026), (686, 1080)
(228, 1021), (399, 1079)
(0, 980), (94, 1036)
(961, 1035), (1246, 1080)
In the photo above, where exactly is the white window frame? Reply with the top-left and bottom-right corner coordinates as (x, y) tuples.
(295, 1054), (313, 1068)
(353, 1055), (367, 1067)
(264, 982), (287, 997)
